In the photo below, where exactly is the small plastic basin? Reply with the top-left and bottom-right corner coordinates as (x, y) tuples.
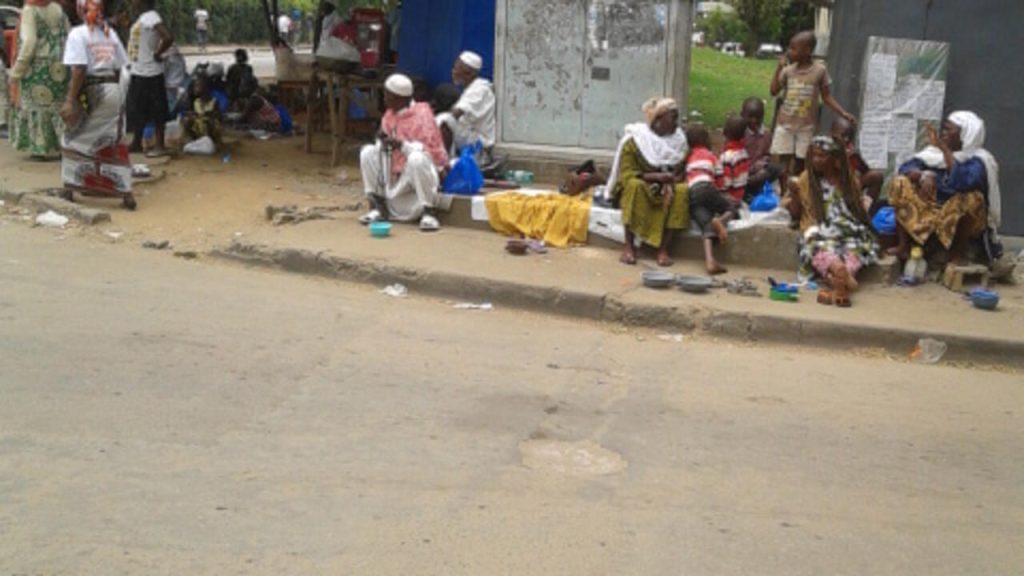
(970, 290), (1000, 311)
(369, 221), (392, 238)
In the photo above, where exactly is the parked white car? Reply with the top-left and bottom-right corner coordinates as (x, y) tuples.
(756, 43), (784, 59)
(720, 42), (745, 58)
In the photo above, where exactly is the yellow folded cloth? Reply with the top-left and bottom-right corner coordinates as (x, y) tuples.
(484, 192), (592, 248)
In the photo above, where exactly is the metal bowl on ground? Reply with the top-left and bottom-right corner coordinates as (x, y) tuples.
(506, 239), (529, 255)
(677, 275), (713, 293)
(642, 270), (677, 289)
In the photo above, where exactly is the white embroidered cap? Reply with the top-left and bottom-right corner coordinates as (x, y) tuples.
(384, 74), (414, 97)
(458, 51), (483, 70)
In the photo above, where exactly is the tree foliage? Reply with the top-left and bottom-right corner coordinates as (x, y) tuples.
(730, 0), (787, 54)
(0, 0), (383, 44)
(699, 8), (748, 46)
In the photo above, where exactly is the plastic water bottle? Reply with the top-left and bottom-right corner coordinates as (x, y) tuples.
(903, 246), (927, 283)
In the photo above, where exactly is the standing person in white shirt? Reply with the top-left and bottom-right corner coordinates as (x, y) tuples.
(60, 0), (135, 208)
(449, 51), (495, 161)
(125, 0), (173, 156)
(193, 6), (210, 52)
(277, 13), (293, 46)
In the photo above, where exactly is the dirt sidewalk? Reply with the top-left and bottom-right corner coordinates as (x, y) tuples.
(1, 134), (1021, 367)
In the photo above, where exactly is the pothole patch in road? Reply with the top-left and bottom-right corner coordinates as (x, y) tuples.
(519, 438), (627, 476)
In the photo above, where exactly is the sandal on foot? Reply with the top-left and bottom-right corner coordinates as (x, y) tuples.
(619, 252), (637, 266)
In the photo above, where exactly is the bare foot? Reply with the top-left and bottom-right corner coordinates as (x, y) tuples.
(886, 245), (909, 260)
(656, 251), (673, 267)
(711, 217), (729, 244)
(706, 261), (728, 275)
(619, 248), (637, 266)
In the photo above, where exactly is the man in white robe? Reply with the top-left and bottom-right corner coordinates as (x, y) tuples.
(450, 51), (495, 155)
(359, 74), (450, 231)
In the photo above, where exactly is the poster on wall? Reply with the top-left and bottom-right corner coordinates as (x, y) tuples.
(857, 36), (950, 174)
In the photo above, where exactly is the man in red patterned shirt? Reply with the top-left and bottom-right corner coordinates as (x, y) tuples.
(360, 74), (449, 231)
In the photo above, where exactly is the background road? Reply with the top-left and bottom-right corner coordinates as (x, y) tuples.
(1, 224), (1021, 575)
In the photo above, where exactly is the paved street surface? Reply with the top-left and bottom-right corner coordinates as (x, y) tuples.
(1, 224), (1022, 575)
(184, 47), (286, 80)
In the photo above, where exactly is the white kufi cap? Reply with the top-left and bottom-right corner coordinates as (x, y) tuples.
(459, 51), (483, 70)
(384, 74), (414, 97)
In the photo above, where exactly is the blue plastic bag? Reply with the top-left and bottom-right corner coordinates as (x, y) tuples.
(872, 206), (896, 235)
(210, 90), (230, 114)
(275, 104), (294, 134)
(442, 144), (484, 195)
(750, 181), (778, 212)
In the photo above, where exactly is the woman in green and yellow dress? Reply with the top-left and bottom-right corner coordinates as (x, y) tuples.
(8, 0), (70, 158)
(608, 97), (689, 267)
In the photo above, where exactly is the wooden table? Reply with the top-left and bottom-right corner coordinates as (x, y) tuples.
(304, 71), (387, 167)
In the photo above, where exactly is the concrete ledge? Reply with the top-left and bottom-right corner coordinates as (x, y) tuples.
(440, 195), (897, 282)
(211, 241), (1023, 369)
(2, 189), (112, 225)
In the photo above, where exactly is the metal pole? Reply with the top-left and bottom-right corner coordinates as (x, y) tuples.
(260, 0), (277, 47)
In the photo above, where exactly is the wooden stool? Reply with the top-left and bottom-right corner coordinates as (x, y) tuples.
(942, 264), (990, 292)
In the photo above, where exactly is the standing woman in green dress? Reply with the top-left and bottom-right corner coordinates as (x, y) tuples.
(8, 0), (70, 158)
(607, 97), (690, 267)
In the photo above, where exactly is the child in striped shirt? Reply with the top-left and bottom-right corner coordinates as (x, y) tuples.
(686, 125), (738, 275)
(720, 116), (752, 202)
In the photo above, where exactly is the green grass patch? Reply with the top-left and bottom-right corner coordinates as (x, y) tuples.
(688, 47), (777, 130)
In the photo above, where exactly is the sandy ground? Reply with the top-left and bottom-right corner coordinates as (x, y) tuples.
(1, 133), (1022, 352)
(1, 224), (1022, 575)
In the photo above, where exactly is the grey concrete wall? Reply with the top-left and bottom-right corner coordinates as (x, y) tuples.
(827, 0), (1024, 235)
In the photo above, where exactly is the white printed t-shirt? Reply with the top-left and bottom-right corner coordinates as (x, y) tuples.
(63, 25), (129, 77)
(129, 10), (165, 78)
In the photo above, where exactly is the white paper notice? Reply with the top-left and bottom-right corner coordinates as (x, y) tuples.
(866, 54), (898, 96)
(859, 117), (890, 171)
(887, 116), (918, 155)
(915, 80), (946, 120)
(893, 74), (923, 116)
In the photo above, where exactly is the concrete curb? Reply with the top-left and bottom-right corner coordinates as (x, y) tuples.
(1, 189), (111, 225)
(212, 241), (1024, 369)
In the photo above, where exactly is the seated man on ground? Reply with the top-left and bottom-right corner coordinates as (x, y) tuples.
(449, 51), (495, 161)
(741, 97), (783, 203)
(359, 74), (449, 232)
(888, 111), (1001, 265)
(687, 124), (739, 275)
(783, 136), (878, 308)
(608, 97), (689, 267)
(831, 116), (883, 213)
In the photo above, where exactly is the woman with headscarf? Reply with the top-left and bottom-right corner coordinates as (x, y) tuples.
(608, 97), (689, 267)
(783, 136), (878, 308)
(59, 0), (134, 209)
(8, 0), (70, 158)
(889, 111), (1000, 265)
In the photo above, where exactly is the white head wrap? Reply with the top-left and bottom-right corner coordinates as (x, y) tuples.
(459, 51), (483, 71)
(916, 111), (1001, 232)
(384, 74), (414, 97)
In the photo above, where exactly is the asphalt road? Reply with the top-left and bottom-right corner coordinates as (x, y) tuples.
(184, 48), (284, 80)
(1, 223), (1022, 575)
